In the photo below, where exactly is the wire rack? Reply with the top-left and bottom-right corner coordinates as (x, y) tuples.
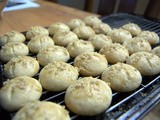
(0, 13), (160, 120)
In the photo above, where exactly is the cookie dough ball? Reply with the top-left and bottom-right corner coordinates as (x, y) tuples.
(27, 35), (54, 53)
(26, 26), (49, 40)
(99, 43), (129, 64)
(83, 15), (102, 27)
(126, 52), (160, 76)
(73, 26), (95, 40)
(4, 56), (40, 79)
(152, 46), (160, 58)
(0, 42), (29, 62)
(53, 31), (78, 47)
(37, 46), (70, 66)
(123, 37), (151, 55)
(0, 31), (26, 46)
(89, 34), (112, 50)
(65, 77), (112, 116)
(39, 61), (79, 91)
(0, 76), (42, 111)
(48, 22), (70, 36)
(67, 40), (94, 58)
(109, 28), (132, 43)
(101, 63), (142, 92)
(122, 23), (142, 36)
(92, 23), (112, 35)
(74, 52), (108, 76)
(13, 101), (70, 120)
(138, 31), (159, 45)
(67, 18), (85, 30)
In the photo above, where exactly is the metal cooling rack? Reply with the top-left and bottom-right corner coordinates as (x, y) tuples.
(0, 13), (160, 120)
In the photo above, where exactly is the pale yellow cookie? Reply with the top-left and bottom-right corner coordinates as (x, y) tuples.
(39, 61), (79, 91)
(0, 31), (26, 46)
(26, 26), (49, 40)
(65, 77), (112, 116)
(126, 52), (160, 76)
(74, 52), (108, 76)
(101, 63), (142, 92)
(0, 76), (42, 111)
(13, 101), (70, 120)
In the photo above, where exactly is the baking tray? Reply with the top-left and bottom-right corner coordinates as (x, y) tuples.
(0, 13), (160, 120)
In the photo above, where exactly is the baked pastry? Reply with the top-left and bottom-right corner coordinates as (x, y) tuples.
(27, 35), (55, 53)
(0, 76), (42, 111)
(123, 37), (152, 55)
(138, 30), (159, 45)
(37, 46), (70, 66)
(65, 77), (112, 116)
(4, 56), (40, 79)
(0, 31), (26, 46)
(99, 43), (129, 64)
(67, 18), (85, 30)
(53, 31), (78, 47)
(92, 23), (112, 35)
(67, 40), (94, 58)
(0, 42), (29, 62)
(26, 26), (49, 40)
(73, 26), (95, 40)
(101, 62), (142, 92)
(89, 34), (112, 50)
(48, 22), (70, 36)
(122, 23), (142, 36)
(109, 28), (132, 43)
(13, 101), (70, 120)
(74, 52), (108, 76)
(39, 61), (79, 91)
(126, 52), (160, 76)
(83, 15), (102, 27)
(152, 46), (160, 58)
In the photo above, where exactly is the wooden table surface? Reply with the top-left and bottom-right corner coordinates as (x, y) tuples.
(0, 0), (93, 35)
(0, 0), (159, 120)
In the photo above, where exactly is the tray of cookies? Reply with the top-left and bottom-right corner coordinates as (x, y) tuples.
(0, 13), (160, 120)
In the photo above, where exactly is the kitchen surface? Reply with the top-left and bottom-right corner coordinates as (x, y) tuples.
(0, 0), (160, 120)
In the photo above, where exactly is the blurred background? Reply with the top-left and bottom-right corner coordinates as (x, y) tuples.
(2, 0), (160, 19)
(46, 0), (160, 19)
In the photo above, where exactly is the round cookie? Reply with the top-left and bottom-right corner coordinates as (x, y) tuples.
(74, 52), (108, 76)
(99, 43), (129, 64)
(27, 35), (54, 53)
(126, 52), (160, 76)
(37, 46), (70, 66)
(0, 42), (29, 62)
(83, 15), (102, 27)
(39, 61), (79, 91)
(67, 18), (85, 30)
(122, 23), (142, 36)
(152, 46), (160, 58)
(0, 76), (42, 111)
(13, 101), (70, 120)
(92, 23), (112, 35)
(4, 56), (40, 79)
(53, 31), (78, 47)
(89, 34), (112, 50)
(26, 26), (49, 40)
(67, 40), (94, 58)
(109, 28), (132, 44)
(73, 26), (95, 40)
(0, 31), (26, 46)
(123, 37), (152, 55)
(48, 22), (70, 36)
(138, 31), (159, 45)
(101, 63), (142, 92)
(65, 77), (112, 116)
